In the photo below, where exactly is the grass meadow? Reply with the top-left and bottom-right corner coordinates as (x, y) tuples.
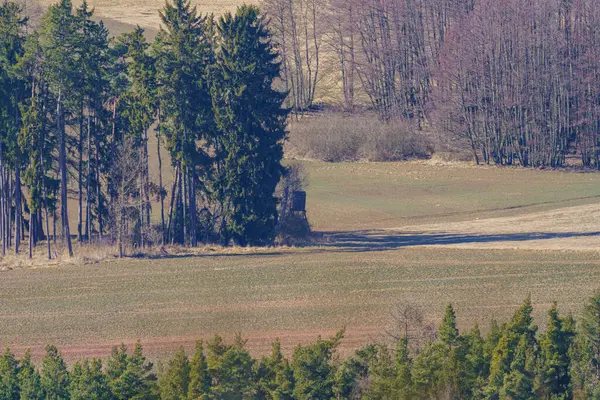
(2, 161), (600, 360)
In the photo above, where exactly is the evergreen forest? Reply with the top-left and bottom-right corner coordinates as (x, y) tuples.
(0, 0), (289, 259)
(2, 293), (600, 399)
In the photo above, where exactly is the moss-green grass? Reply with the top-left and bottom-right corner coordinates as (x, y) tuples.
(5, 160), (600, 359)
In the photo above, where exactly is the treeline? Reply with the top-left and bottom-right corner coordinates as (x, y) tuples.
(262, 0), (600, 167)
(0, 0), (290, 259)
(3, 293), (600, 398)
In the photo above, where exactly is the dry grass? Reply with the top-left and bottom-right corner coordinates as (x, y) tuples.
(1, 246), (599, 361)
(33, 0), (251, 30)
(3, 161), (600, 360)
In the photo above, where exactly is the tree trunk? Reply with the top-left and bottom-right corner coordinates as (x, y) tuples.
(57, 89), (73, 257)
(14, 167), (21, 254)
(157, 107), (165, 245)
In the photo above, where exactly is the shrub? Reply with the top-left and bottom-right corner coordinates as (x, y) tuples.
(286, 113), (434, 162)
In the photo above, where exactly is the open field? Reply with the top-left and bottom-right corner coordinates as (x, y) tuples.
(2, 161), (600, 360)
(33, 0), (250, 30)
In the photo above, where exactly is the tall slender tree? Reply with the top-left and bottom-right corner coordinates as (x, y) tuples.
(212, 5), (289, 246)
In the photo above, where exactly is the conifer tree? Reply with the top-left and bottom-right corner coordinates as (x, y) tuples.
(75, 0), (111, 243)
(40, 345), (70, 400)
(206, 334), (256, 399)
(212, 5), (289, 246)
(256, 339), (294, 399)
(18, 350), (42, 400)
(109, 341), (157, 399)
(0, 1), (27, 256)
(117, 26), (156, 247)
(291, 331), (343, 400)
(500, 334), (538, 400)
(69, 359), (110, 400)
(38, 0), (81, 257)
(439, 303), (460, 346)
(0, 347), (20, 400)
(155, 0), (214, 246)
(159, 346), (190, 400)
(187, 340), (210, 400)
(539, 303), (575, 399)
(488, 296), (538, 395)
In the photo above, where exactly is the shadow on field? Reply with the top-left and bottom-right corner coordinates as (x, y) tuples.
(321, 230), (600, 252)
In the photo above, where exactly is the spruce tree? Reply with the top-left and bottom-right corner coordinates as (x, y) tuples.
(69, 359), (110, 400)
(488, 296), (538, 393)
(155, 0), (214, 246)
(291, 331), (343, 400)
(40, 345), (70, 400)
(117, 26), (156, 248)
(0, 347), (20, 400)
(439, 303), (460, 346)
(500, 334), (537, 400)
(256, 339), (294, 399)
(38, 0), (81, 257)
(159, 346), (190, 400)
(187, 340), (210, 400)
(212, 5), (289, 246)
(206, 334), (256, 399)
(18, 350), (42, 400)
(539, 303), (575, 399)
(109, 341), (157, 399)
(0, 1), (27, 256)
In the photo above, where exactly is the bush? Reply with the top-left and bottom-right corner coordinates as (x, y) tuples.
(286, 113), (434, 162)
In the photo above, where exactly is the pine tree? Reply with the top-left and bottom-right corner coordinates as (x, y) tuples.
(439, 303), (460, 346)
(256, 340), (294, 399)
(465, 322), (488, 396)
(109, 341), (157, 399)
(570, 290), (600, 398)
(0, 347), (20, 400)
(206, 334), (256, 399)
(0, 1), (27, 256)
(75, 0), (111, 243)
(159, 346), (190, 400)
(117, 26), (156, 248)
(18, 350), (42, 400)
(38, 0), (81, 257)
(212, 5), (289, 246)
(40, 345), (70, 400)
(17, 29), (58, 260)
(488, 296), (538, 393)
(291, 331), (343, 400)
(538, 303), (575, 399)
(69, 358), (110, 400)
(155, 0), (214, 246)
(500, 334), (537, 400)
(187, 340), (210, 400)
(394, 339), (413, 398)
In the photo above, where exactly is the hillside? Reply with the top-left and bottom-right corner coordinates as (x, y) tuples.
(33, 0), (251, 30)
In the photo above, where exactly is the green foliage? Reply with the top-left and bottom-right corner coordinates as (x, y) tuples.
(40, 345), (70, 400)
(291, 330), (343, 400)
(109, 341), (157, 399)
(255, 340), (294, 399)
(206, 335), (256, 399)
(6, 294), (600, 400)
(159, 347), (190, 400)
(0, 347), (20, 400)
(538, 303), (575, 399)
(488, 296), (538, 393)
(187, 341), (210, 400)
(69, 358), (110, 400)
(212, 5), (289, 246)
(18, 350), (42, 400)
(439, 303), (460, 346)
